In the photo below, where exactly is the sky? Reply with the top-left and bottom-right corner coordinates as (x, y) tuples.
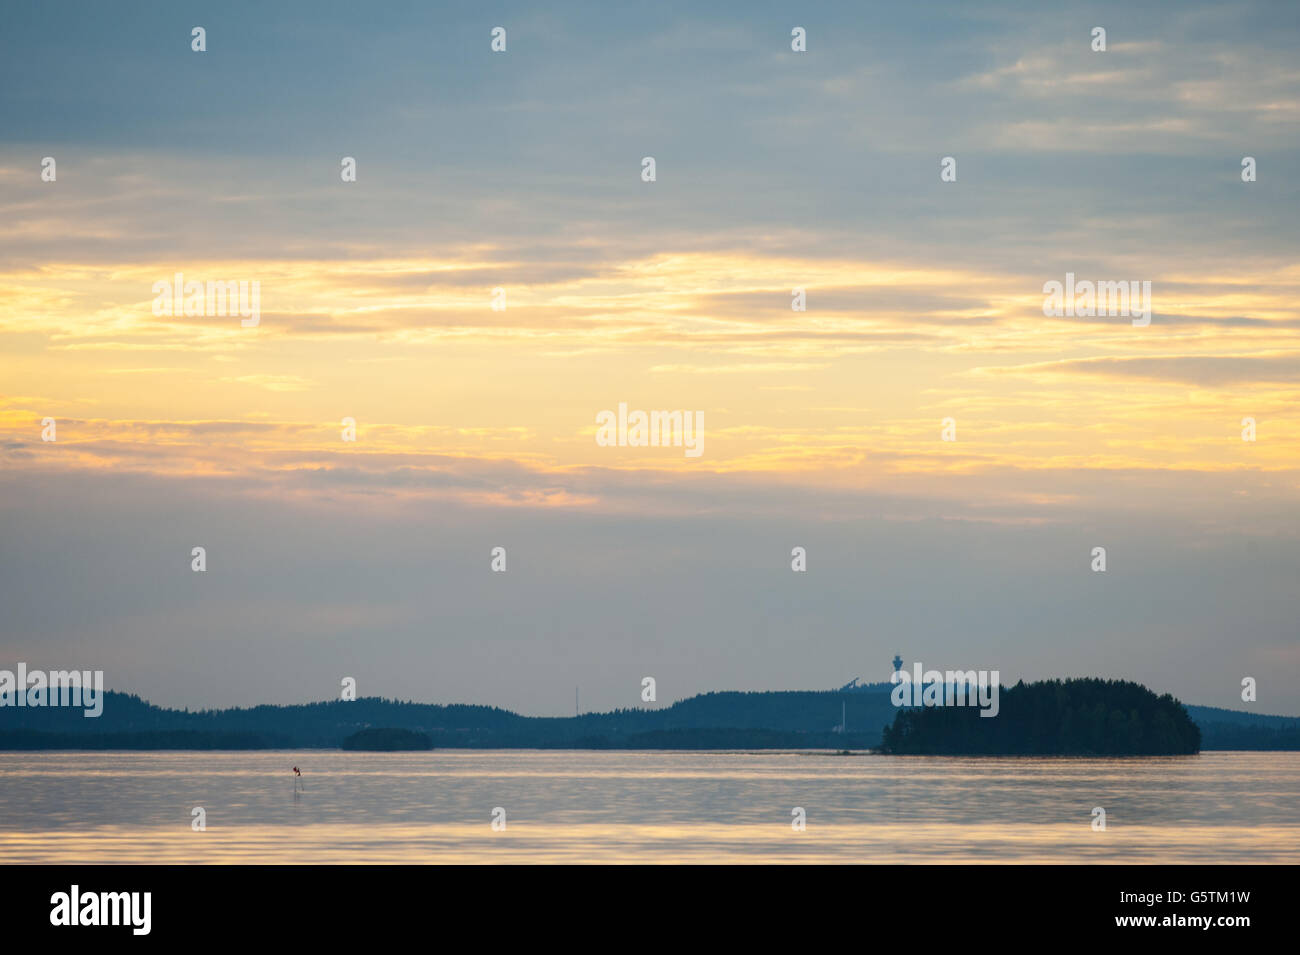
(1, 0), (1298, 715)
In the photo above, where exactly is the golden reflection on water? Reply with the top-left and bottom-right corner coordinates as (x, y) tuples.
(1, 750), (1298, 863)
(3, 823), (1299, 864)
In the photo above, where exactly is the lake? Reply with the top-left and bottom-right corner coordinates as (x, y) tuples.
(1, 750), (1296, 863)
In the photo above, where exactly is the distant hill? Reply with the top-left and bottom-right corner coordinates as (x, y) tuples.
(341, 727), (432, 751)
(0, 688), (900, 748)
(0, 728), (278, 750)
(0, 683), (1295, 750)
(1183, 705), (1300, 750)
(1184, 704), (1300, 728)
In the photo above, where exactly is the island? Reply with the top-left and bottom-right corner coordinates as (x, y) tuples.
(879, 678), (1201, 755)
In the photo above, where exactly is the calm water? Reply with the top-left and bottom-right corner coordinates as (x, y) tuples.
(0, 750), (1296, 863)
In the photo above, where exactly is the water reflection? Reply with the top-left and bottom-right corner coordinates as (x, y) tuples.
(1, 751), (1296, 863)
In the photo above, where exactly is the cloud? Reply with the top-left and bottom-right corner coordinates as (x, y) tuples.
(980, 355), (1300, 385)
(219, 374), (315, 392)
